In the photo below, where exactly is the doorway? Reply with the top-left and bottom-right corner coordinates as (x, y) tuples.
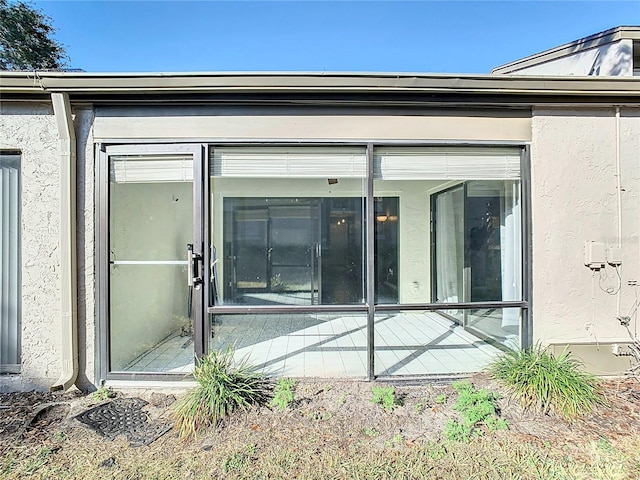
(431, 180), (522, 343)
(103, 144), (205, 373)
(223, 197), (366, 305)
(225, 199), (319, 305)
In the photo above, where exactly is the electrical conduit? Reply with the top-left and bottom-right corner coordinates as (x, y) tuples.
(614, 106), (622, 319)
(615, 106), (622, 248)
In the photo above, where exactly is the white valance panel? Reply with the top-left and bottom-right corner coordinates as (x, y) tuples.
(110, 155), (194, 183)
(374, 147), (521, 180)
(211, 147), (367, 178)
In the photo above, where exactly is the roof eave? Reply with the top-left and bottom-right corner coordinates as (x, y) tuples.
(491, 25), (640, 74)
(2, 71), (640, 97)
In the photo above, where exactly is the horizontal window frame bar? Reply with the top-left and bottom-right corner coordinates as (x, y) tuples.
(208, 304), (368, 315)
(207, 301), (527, 315)
(99, 139), (531, 148)
(374, 301), (527, 312)
(110, 260), (188, 265)
(105, 372), (196, 381)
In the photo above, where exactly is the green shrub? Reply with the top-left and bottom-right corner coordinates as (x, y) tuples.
(487, 345), (604, 420)
(445, 380), (508, 442)
(173, 347), (269, 439)
(270, 378), (296, 410)
(371, 385), (402, 412)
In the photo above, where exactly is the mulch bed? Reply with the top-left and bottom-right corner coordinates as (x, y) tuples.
(1, 375), (639, 454)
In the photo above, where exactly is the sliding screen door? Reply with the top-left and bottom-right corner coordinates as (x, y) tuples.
(106, 145), (204, 373)
(374, 146), (521, 306)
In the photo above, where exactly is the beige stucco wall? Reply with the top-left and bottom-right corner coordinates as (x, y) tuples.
(531, 107), (640, 372)
(0, 102), (61, 391)
(93, 107), (532, 143)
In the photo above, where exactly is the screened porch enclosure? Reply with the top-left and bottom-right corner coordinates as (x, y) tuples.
(105, 144), (526, 378)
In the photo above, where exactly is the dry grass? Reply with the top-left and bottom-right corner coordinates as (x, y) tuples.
(2, 377), (640, 479)
(3, 431), (640, 480)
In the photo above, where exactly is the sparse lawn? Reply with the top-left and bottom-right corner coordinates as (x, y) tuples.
(1, 375), (640, 479)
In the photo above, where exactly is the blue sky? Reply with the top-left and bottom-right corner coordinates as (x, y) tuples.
(33, 1), (640, 73)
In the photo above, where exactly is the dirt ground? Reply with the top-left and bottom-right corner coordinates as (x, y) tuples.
(1, 374), (640, 478)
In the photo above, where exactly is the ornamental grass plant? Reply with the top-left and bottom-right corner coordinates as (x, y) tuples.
(173, 347), (269, 439)
(487, 345), (605, 420)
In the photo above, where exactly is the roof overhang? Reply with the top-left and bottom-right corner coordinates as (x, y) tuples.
(2, 70), (640, 107)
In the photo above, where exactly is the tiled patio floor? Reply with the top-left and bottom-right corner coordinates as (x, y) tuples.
(125, 311), (504, 377)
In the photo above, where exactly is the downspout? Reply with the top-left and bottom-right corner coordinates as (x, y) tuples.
(50, 92), (78, 391)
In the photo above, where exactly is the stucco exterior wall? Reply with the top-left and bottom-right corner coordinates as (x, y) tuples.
(531, 107), (640, 372)
(0, 102), (61, 391)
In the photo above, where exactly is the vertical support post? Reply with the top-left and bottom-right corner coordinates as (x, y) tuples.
(203, 145), (212, 349)
(96, 145), (109, 383)
(462, 267), (471, 328)
(520, 145), (532, 349)
(366, 143), (375, 380)
(462, 182), (469, 327)
(193, 145), (205, 360)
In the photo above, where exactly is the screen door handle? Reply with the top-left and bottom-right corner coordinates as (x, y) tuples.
(187, 244), (203, 289)
(187, 244), (194, 286)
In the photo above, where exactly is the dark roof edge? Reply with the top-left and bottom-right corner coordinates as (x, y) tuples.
(491, 26), (640, 74)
